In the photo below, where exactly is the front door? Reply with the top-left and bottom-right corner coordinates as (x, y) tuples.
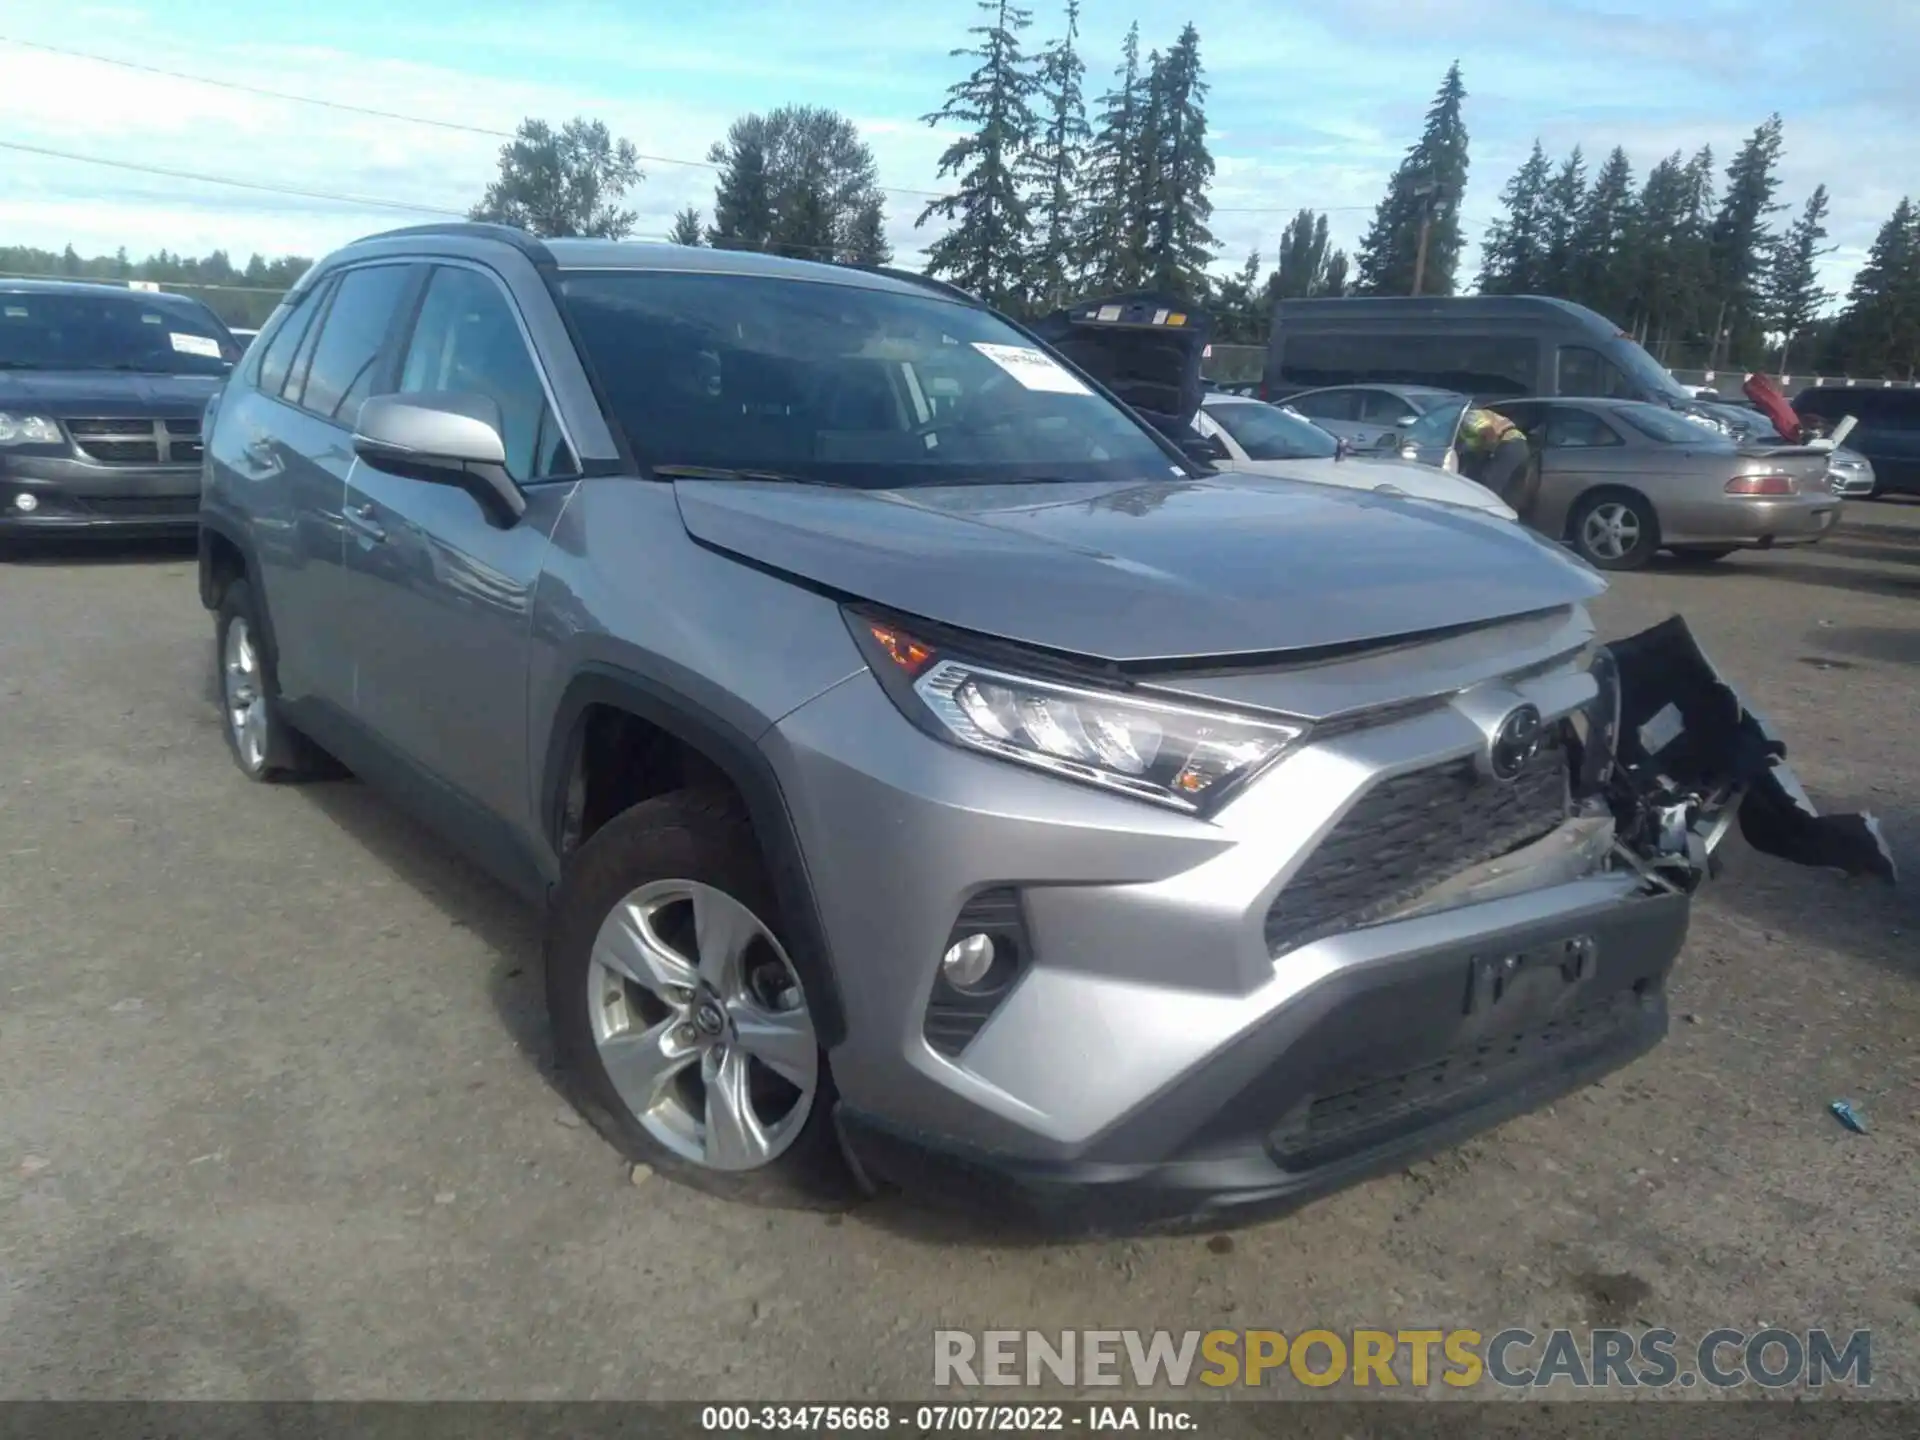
(338, 263), (581, 858)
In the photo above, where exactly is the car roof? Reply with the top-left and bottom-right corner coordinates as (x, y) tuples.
(331, 223), (957, 306)
(0, 277), (209, 310)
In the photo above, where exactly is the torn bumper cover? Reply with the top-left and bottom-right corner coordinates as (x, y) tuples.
(1606, 615), (1897, 886)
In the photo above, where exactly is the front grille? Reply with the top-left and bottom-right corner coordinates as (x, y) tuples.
(77, 495), (199, 517)
(1263, 739), (1569, 956)
(64, 417), (201, 467)
(1268, 987), (1647, 1170)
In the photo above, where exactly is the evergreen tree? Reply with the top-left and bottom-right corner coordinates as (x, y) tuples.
(1625, 151), (1690, 345)
(470, 117), (643, 239)
(1536, 147), (1586, 297)
(1272, 208), (1332, 299)
(1354, 62), (1469, 295)
(1765, 185), (1832, 372)
(1139, 24), (1216, 299)
(1476, 140), (1552, 294)
(1020, 0), (1089, 313)
(1569, 146), (1635, 321)
(1833, 198), (1920, 377)
(668, 206), (705, 246)
(707, 115), (776, 250)
(1211, 248), (1265, 343)
(916, 0), (1042, 309)
(847, 198), (893, 267)
(1075, 22), (1147, 290)
(1321, 249), (1351, 298)
(1708, 115), (1786, 364)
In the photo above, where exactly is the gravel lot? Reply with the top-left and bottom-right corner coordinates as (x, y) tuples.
(2, 507), (1916, 1401)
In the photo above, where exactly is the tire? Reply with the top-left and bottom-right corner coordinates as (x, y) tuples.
(546, 789), (852, 1208)
(1669, 546), (1735, 564)
(1569, 489), (1660, 572)
(214, 579), (330, 782)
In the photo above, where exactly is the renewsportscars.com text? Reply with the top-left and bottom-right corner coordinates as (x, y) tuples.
(933, 1327), (1872, 1391)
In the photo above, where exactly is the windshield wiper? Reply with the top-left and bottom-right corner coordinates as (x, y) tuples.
(649, 463), (842, 487)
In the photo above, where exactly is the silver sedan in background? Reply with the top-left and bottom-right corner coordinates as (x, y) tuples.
(1380, 396), (1843, 571)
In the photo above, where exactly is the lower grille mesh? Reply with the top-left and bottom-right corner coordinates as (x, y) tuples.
(1264, 741), (1569, 956)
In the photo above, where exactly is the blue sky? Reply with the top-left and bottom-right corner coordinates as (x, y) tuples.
(1, 0), (1914, 304)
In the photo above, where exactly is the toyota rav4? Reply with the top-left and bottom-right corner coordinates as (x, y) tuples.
(197, 224), (1870, 1232)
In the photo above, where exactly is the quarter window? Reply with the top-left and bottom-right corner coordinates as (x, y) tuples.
(253, 291), (317, 398)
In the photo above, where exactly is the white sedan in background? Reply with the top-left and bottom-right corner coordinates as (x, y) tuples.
(1194, 394), (1516, 520)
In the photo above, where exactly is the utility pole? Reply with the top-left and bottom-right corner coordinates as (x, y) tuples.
(1410, 177), (1439, 296)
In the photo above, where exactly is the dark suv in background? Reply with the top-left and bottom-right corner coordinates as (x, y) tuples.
(0, 279), (241, 540)
(1794, 385), (1920, 497)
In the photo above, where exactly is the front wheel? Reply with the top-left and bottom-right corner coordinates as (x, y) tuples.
(545, 789), (851, 1208)
(215, 579), (330, 781)
(1570, 491), (1660, 571)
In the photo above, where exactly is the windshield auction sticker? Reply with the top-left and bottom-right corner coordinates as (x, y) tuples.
(971, 343), (1092, 395)
(170, 332), (223, 358)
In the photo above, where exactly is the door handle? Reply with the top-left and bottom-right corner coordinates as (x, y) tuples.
(344, 502), (387, 544)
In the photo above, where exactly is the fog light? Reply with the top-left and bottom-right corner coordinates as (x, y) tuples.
(940, 933), (998, 991)
(13, 493), (37, 512)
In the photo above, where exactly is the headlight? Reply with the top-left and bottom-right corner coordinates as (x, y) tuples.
(0, 413), (61, 446)
(849, 612), (1307, 814)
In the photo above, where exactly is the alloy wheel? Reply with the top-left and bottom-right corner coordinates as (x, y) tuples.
(586, 879), (817, 1171)
(1581, 501), (1642, 562)
(223, 616), (270, 772)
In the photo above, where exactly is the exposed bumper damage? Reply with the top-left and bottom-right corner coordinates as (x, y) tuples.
(1606, 615), (1897, 889)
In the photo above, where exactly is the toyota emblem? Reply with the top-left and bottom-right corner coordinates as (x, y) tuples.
(1488, 704), (1544, 782)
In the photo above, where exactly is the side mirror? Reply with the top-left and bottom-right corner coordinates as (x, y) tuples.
(1178, 432), (1230, 465)
(353, 392), (527, 525)
(1400, 444), (1419, 462)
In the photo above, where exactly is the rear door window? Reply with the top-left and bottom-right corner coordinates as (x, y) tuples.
(295, 264), (414, 424)
(254, 290), (320, 398)
(1358, 389), (1418, 424)
(1288, 388), (1358, 421)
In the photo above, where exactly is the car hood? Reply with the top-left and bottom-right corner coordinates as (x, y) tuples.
(1029, 293), (1211, 434)
(0, 369), (224, 416)
(1219, 453), (1516, 518)
(674, 474), (1604, 664)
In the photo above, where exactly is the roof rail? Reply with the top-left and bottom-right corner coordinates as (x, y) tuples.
(348, 222), (556, 267)
(845, 263), (982, 306)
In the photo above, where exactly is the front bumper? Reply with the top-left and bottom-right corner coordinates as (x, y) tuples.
(764, 616), (1689, 1225)
(0, 456), (201, 535)
(837, 883), (1686, 1233)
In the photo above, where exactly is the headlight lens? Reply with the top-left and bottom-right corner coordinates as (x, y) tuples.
(850, 614), (1306, 813)
(0, 413), (61, 446)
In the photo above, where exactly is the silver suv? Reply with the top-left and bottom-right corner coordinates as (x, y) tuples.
(198, 224), (1705, 1229)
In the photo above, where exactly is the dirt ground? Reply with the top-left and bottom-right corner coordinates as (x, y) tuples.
(2, 506), (1916, 1401)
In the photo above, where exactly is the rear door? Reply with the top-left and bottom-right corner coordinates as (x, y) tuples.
(1531, 403), (1631, 537)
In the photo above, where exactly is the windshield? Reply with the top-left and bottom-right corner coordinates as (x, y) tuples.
(1205, 400), (1338, 460)
(0, 292), (237, 374)
(557, 270), (1182, 488)
(1604, 337), (1694, 406)
(1617, 402), (1734, 445)
(1401, 397), (1470, 452)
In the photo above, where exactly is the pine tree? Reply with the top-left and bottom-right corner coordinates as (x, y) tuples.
(1765, 186), (1832, 372)
(1626, 152), (1689, 345)
(1536, 147), (1586, 297)
(668, 207), (704, 246)
(1321, 250), (1351, 298)
(1139, 24), (1216, 299)
(1569, 146), (1635, 321)
(1211, 247), (1265, 343)
(1354, 62), (1469, 296)
(916, 0), (1042, 309)
(1708, 115), (1786, 365)
(1075, 22), (1146, 290)
(1020, 0), (1089, 313)
(1834, 198), (1920, 378)
(707, 115), (776, 250)
(847, 198), (893, 267)
(1272, 209), (1332, 299)
(1476, 140), (1552, 294)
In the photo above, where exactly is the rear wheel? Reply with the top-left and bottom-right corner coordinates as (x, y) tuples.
(1570, 490), (1659, 571)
